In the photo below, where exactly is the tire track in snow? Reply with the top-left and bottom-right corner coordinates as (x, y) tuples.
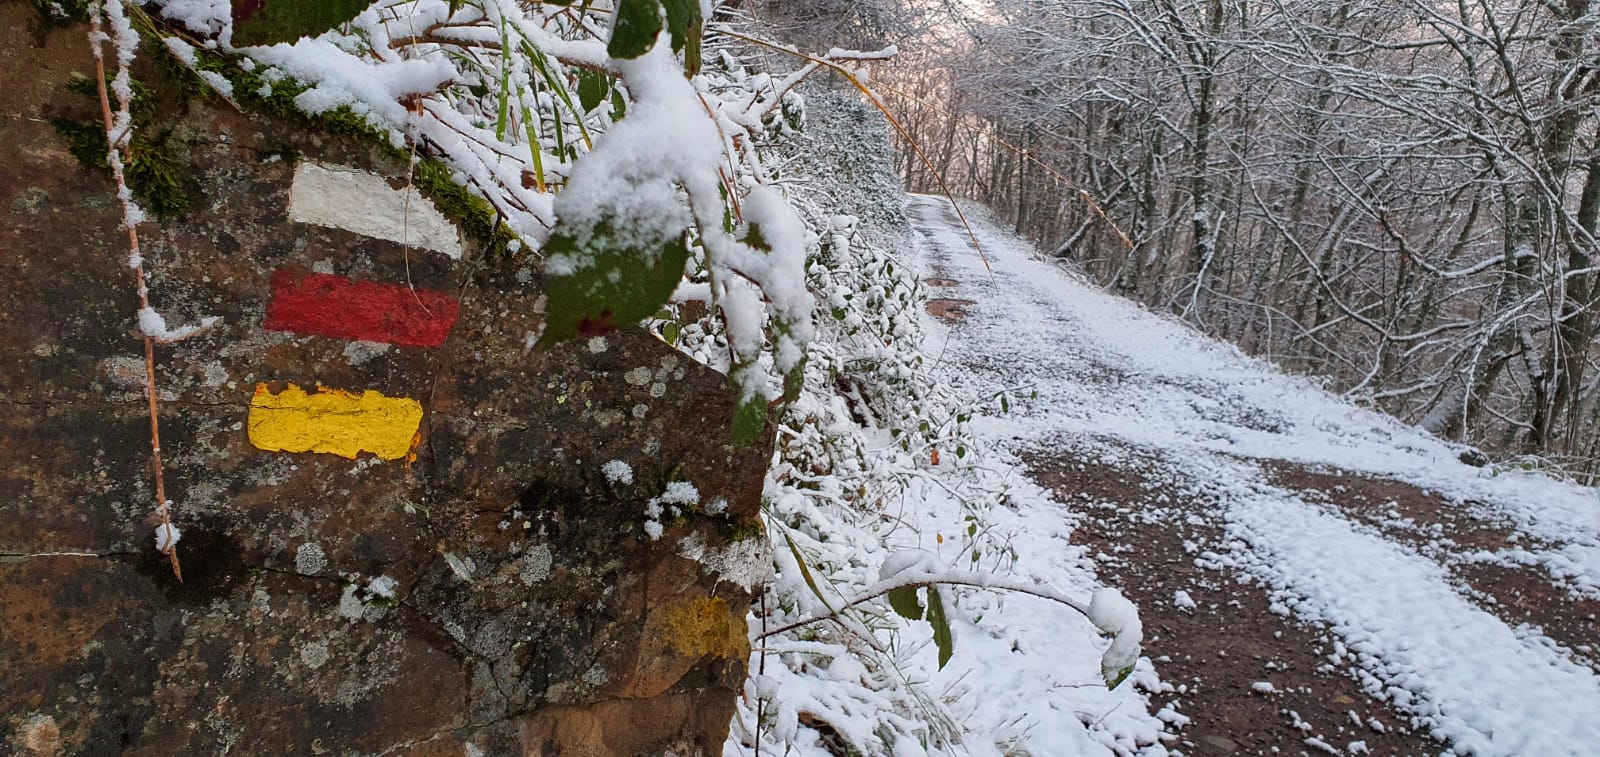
(1190, 455), (1600, 755)
(909, 194), (1600, 755)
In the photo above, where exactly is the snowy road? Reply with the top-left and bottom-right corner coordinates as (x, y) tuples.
(910, 195), (1600, 756)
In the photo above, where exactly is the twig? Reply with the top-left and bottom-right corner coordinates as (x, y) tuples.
(89, 1), (181, 581)
(756, 569), (1090, 641)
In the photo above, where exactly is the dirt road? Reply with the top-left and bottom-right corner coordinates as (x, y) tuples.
(911, 195), (1600, 756)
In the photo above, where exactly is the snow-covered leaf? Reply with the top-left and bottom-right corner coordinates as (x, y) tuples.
(779, 526), (834, 613)
(537, 219), (691, 346)
(886, 585), (925, 621)
(1088, 588), (1142, 689)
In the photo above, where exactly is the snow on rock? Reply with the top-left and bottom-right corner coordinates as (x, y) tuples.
(155, 0), (230, 38)
(602, 459), (634, 485)
(241, 36), (455, 131)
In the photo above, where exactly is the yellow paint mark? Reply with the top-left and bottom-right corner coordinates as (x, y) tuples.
(248, 383), (423, 460)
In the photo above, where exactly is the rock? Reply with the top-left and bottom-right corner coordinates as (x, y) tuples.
(1458, 448), (1491, 468)
(0, 5), (768, 754)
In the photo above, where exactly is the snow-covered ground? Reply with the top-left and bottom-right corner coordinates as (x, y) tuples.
(910, 194), (1600, 755)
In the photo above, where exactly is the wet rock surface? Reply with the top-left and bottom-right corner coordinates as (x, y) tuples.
(0, 6), (768, 755)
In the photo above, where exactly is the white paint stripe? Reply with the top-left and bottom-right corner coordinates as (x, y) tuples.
(288, 161), (464, 259)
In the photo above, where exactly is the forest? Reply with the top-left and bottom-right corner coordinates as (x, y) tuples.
(772, 0), (1600, 477)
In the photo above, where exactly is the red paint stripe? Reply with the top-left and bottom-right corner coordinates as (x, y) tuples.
(264, 270), (459, 347)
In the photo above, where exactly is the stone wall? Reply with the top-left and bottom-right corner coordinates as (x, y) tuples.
(0, 4), (768, 754)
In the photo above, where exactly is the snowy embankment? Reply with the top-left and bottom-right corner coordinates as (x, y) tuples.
(911, 194), (1600, 755)
(727, 92), (1170, 756)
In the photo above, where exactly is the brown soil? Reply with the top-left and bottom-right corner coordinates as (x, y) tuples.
(1261, 462), (1523, 552)
(1025, 450), (1444, 756)
(925, 298), (976, 322)
(924, 277), (961, 287)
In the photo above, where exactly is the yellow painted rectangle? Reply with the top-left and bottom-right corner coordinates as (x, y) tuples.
(248, 383), (422, 460)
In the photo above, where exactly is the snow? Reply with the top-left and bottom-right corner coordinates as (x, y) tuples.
(137, 307), (220, 342)
(1172, 589), (1196, 610)
(367, 575), (398, 599)
(1088, 588), (1143, 685)
(602, 459), (634, 485)
(155, 0), (230, 38)
(909, 193), (1600, 755)
(161, 36), (233, 97)
(657, 480), (699, 506)
(153, 523), (181, 552)
(643, 481), (698, 542)
(242, 36), (455, 131)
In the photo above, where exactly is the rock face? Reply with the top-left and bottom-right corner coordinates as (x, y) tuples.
(0, 5), (769, 754)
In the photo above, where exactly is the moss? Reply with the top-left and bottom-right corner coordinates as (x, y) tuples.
(31, 0), (89, 25)
(124, 141), (192, 216)
(215, 59), (527, 260)
(725, 518), (765, 543)
(413, 158), (521, 260)
(63, 73), (100, 99)
(49, 117), (109, 171)
(51, 74), (193, 219)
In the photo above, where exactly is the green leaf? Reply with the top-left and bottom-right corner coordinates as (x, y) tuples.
(661, 321), (681, 346)
(230, 0), (372, 47)
(1103, 657), (1135, 689)
(607, 0), (663, 60)
(610, 87), (628, 120)
(661, 0), (703, 74)
(926, 586), (954, 669)
(779, 528), (835, 614)
(537, 217), (690, 347)
(577, 69), (610, 114)
(494, 17), (513, 140)
(887, 586), (924, 621)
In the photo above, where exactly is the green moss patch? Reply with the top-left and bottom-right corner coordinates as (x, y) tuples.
(414, 158), (521, 260)
(51, 74), (194, 218)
